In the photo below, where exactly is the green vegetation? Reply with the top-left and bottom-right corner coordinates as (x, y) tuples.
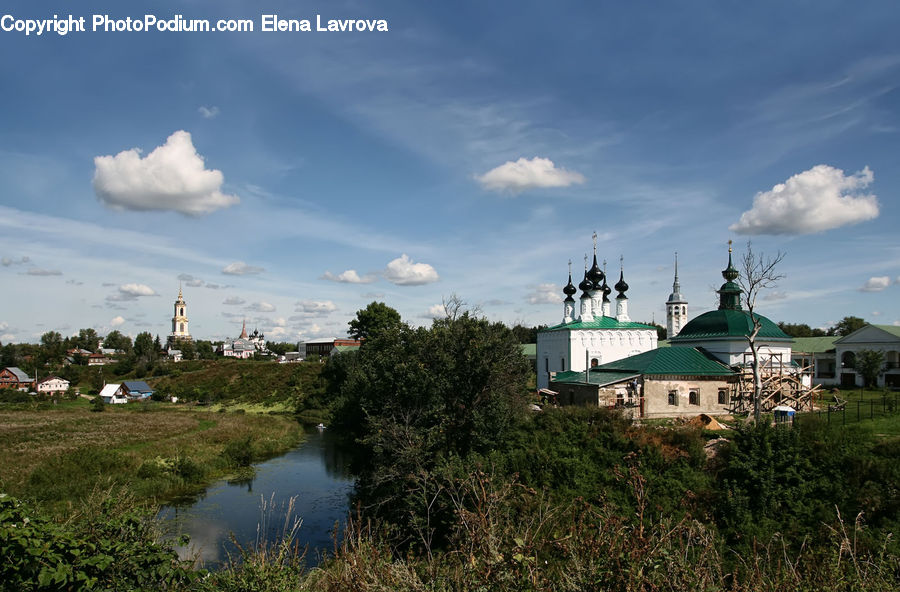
(0, 405), (302, 513)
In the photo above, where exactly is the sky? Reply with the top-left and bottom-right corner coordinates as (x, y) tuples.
(1, 1), (899, 344)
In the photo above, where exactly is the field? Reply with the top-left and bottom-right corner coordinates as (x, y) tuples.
(0, 400), (303, 512)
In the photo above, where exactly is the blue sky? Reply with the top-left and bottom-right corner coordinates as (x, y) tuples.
(2, 1), (899, 344)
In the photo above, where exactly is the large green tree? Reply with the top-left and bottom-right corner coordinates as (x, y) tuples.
(855, 349), (885, 388)
(72, 328), (100, 352)
(133, 332), (155, 362)
(102, 330), (132, 353)
(39, 331), (65, 366)
(778, 322), (827, 338)
(830, 316), (866, 336)
(348, 301), (402, 341)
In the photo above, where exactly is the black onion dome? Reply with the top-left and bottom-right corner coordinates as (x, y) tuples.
(578, 268), (593, 294)
(563, 272), (577, 296)
(614, 268), (629, 295)
(588, 253), (604, 286)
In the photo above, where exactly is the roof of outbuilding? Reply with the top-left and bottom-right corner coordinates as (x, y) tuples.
(791, 336), (838, 353)
(4, 367), (32, 381)
(99, 384), (122, 398)
(552, 370), (640, 386)
(122, 381), (153, 392)
(593, 347), (735, 376)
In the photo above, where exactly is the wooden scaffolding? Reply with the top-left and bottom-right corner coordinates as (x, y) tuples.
(729, 352), (821, 414)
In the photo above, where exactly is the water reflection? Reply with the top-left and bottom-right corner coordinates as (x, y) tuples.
(158, 426), (355, 569)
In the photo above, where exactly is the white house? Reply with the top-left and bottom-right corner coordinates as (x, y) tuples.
(36, 376), (70, 395)
(99, 383), (127, 404)
(834, 325), (900, 388)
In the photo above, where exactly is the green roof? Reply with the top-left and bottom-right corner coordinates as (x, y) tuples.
(873, 325), (900, 339)
(541, 316), (657, 332)
(670, 309), (791, 342)
(791, 336), (837, 353)
(591, 347), (735, 376)
(552, 370), (640, 386)
(519, 343), (536, 358)
(332, 345), (360, 353)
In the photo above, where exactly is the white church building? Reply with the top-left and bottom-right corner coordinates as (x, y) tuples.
(536, 241), (659, 390)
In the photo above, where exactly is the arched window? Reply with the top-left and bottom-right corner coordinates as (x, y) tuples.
(180, 307), (184, 316)
(668, 391), (677, 406)
(689, 390), (699, 405)
(842, 351), (856, 369)
(180, 323), (184, 333)
(682, 306), (686, 315)
(591, 358), (599, 367)
(718, 389), (728, 405)
(561, 358), (565, 371)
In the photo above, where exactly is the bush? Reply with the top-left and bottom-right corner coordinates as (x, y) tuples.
(223, 436), (254, 468)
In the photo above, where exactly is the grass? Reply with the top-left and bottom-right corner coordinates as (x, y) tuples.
(0, 403), (303, 514)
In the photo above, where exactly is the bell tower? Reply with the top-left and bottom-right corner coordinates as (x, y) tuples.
(169, 285), (192, 345)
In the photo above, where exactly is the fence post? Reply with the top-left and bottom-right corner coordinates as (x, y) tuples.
(857, 400), (860, 422)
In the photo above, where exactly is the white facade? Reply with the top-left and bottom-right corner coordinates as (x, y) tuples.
(834, 325), (900, 388)
(665, 254), (688, 338)
(537, 325), (658, 390)
(170, 287), (191, 340)
(99, 383), (127, 404)
(36, 376), (70, 394)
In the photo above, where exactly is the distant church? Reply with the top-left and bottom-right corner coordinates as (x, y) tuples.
(166, 286), (193, 350)
(536, 236), (659, 390)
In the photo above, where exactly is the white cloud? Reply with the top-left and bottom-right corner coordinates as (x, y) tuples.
(223, 261), (265, 275)
(178, 273), (205, 287)
(730, 165), (879, 235)
(268, 326), (289, 339)
(527, 283), (563, 305)
(93, 130), (239, 216)
(320, 269), (377, 284)
(110, 316), (125, 327)
(295, 300), (337, 315)
(383, 254), (439, 286)
(860, 276), (891, 292)
(23, 268), (62, 276)
(273, 317), (287, 327)
(198, 105), (220, 119)
(107, 283), (156, 302)
(248, 301), (276, 313)
(223, 296), (246, 305)
(0, 333), (14, 342)
(477, 157), (586, 194)
(422, 304), (447, 319)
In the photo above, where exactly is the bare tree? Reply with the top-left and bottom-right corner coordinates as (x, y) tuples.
(737, 240), (786, 423)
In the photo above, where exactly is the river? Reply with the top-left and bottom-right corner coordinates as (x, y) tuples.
(158, 425), (354, 568)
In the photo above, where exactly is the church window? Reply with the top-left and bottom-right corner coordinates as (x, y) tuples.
(591, 358), (599, 367)
(561, 358), (565, 371)
(718, 389), (728, 404)
(689, 390), (699, 405)
(682, 306), (686, 315)
(544, 358), (549, 373)
(668, 391), (677, 406)
(180, 308), (184, 316)
(616, 392), (624, 407)
(180, 323), (184, 332)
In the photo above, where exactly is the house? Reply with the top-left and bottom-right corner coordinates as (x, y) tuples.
(121, 380), (154, 399)
(88, 353), (111, 366)
(99, 383), (127, 404)
(300, 338), (362, 358)
(36, 376), (70, 395)
(0, 367), (34, 391)
(791, 337), (837, 385)
(833, 325), (900, 388)
(167, 348), (183, 362)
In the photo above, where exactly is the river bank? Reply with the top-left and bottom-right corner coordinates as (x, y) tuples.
(0, 399), (303, 515)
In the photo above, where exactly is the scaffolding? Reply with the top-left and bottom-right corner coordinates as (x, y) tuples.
(729, 351), (821, 414)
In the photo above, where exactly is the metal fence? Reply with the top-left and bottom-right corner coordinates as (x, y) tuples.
(799, 392), (899, 427)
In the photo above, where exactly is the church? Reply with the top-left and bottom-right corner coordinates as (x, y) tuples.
(548, 244), (805, 418)
(166, 286), (193, 351)
(536, 237), (659, 391)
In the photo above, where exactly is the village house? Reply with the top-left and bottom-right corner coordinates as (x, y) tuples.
(36, 376), (70, 395)
(121, 380), (154, 400)
(99, 383), (127, 404)
(0, 367), (34, 391)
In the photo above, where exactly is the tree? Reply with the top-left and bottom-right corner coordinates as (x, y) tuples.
(178, 339), (196, 361)
(133, 332), (155, 363)
(778, 322), (827, 338)
(73, 328), (100, 352)
(830, 316), (866, 337)
(737, 241), (786, 423)
(856, 349), (885, 388)
(196, 340), (216, 360)
(39, 331), (65, 366)
(348, 301), (402, 341)
(102, 330), (132, 354)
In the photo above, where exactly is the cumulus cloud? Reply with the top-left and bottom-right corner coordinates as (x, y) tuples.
(198, 105), (220, 119)
(247, 301), (276, 313)
(222, 262), (265, 275)
(223, 296), (246, 305)
(93, 130), (240, 216)
(178, 273), (205, 287)
(110, 316), (125, 327)
(320, 269), (377, 284)
(22, 268), (62, 276)
(383, 254), (439, 286)
(860, 276), (891, 292)
(422, 304), (447, 319)
(107, 283), (157, 302)
(477, 157), (586, 194)
(527, 283), (563, 305)
(268, 326), (289, 339)
(730, 165), (879, 235)
(295, 300), (338, 315)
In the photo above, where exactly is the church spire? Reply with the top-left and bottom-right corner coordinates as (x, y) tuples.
(562, 259), (577, 323)
(666, 252), (688, 337)
(240, 319), (248, 339)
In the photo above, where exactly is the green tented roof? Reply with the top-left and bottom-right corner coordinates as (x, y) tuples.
(519, 343), (536, 358)
(541, 316), (657, 332)
(791, 336), (837, 353)
(670, 309), (791, 342)
(591, 347), (735, 376)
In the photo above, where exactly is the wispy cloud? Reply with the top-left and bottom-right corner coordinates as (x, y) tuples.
(320, 269), (377, 284)
(223, 262), (265, 276)
(198, 105), (220, 119)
